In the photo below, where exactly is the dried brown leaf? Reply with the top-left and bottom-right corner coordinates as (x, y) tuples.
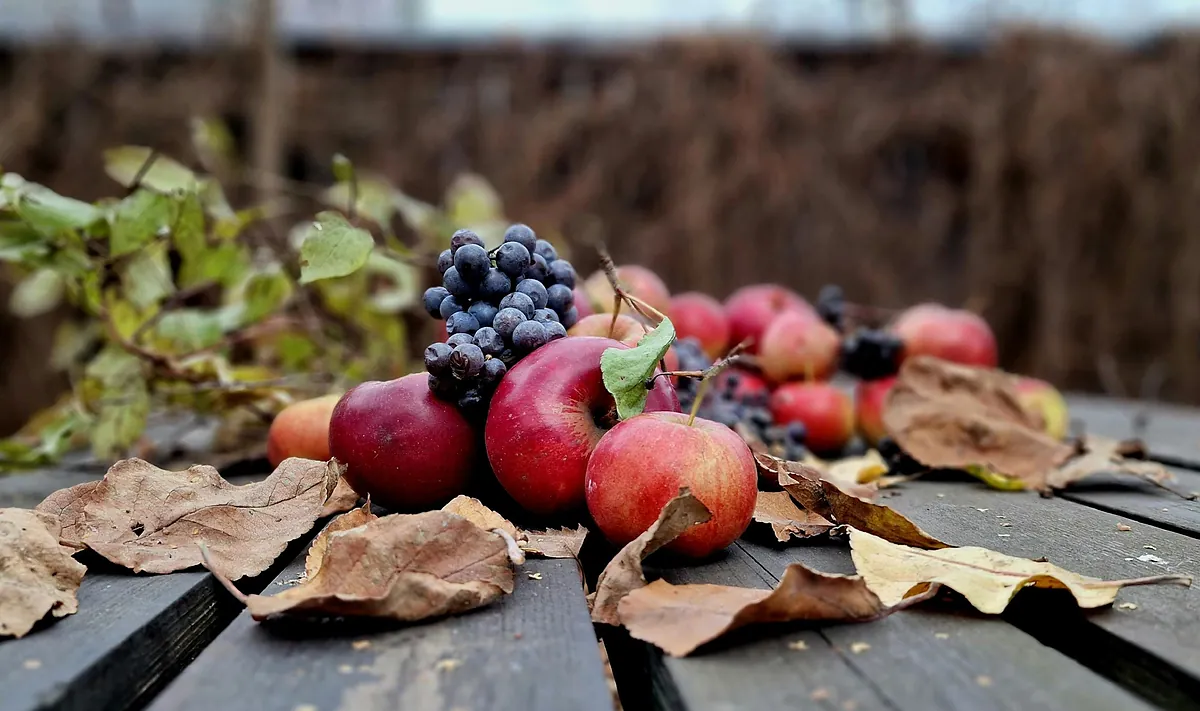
(442, 495), (523, 540)
(757, 452), (949, 550)
(752, 491), (833, 542)
(222, 511), (513, 622)
(618, 563), (918, 657)
(522, 525), (589, 559)
(1048, 436), (1197, 499)
(803, 451), (887, 499)
(304, 503), (377, 579)
(591, 489), (711, 625)
(850, 529), (1191, 613)
(0, 508), (86, 638)
(322, 475), (361, 516)
(38, 457), (344, 580)
(882, 357), (1074, 489)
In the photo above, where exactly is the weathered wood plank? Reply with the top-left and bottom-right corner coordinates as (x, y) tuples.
(147, 550), (612, 711)
(1066, 394), (1200, 467)
(1057, 468), (1200, 539)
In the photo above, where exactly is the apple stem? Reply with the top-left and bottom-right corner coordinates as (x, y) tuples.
(687, 378), (710, 427)
(608, 294), (623, 339)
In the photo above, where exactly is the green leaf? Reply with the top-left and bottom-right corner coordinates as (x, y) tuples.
(965, 464), (1028, 491)
(110, 189), (175, 257)
(50, 321), (100, 371)
(0, 221), (52, 262)
(322, 177), (395, 228)
(179, 242), (249, 289)
(239, 268), (293, 324)
(190, 117), (238, 174)
(85, 346), (145, 389)
(106, 297), (151, 340)
(14, 184), (102, 235)
(91, 379), (150, 460)
(276, 332), (318, 370)
(0, 408), (86, 470)
(331, 153), (355, 183)
(154, 309), (226, 352)
(9, 268), (65, 318)
(173, 192), (207, 260)
(600, 317), (676, 420)
(121, 242), (175, 310)
(365, 250), (418, 313)
(298, 211), (374, 284)
(445, 173), (503, 227)
(392, 190), (438, 234)
(103, 146), (198, 193)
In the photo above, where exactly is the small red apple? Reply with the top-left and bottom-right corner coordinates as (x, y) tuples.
(585, 411), (757, 558)
(891, 303), (998, 368)
(670, 292), (731, 359)
(569, 314), (680, 373)
(574, 287), (595, 319)
(1015, 376), (1069, 440)
(267, 394), (342, 467)
(854, 377), (896, 446)
(724, 284), (815, 354)
(769, 382), (855, 454)
(328, 373), (479, 511)
(758, 311), (841, 383)
(485, 336), (681, 517)
(583, 265), (671, 316)
(712, 367), (771, 403)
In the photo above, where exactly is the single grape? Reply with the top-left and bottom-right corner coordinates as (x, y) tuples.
(481, 357), (507, 387)
(424, 342), (453, 375)
(474, 326), (505, 356)
(816, 284), (845, 330)
(423, 286), (450, 318)
(545, 321), (568, 341)
(525, 253), (549, 282)
(458, 387), (485, 412)
(449, 343), (485, 380)
(503, 223), (537, 252)
(533, 308), (559, 325)
(497, 347), (518, 366)
(786, 422), (808, 444)
(560, 306), (579, 330)
(495, 241), (531, 279)
(498, 291), (536, 319)
(428, 373), (458, 399)
(546, 283), (574, 313)
(446, 311), (480, 336)
(547, 261), (576, 289)
(512, 320), (549, 351)
(516, 279), (549, 309)
(747, 408), (773, 430)
(533, 239), (558, 263)
(468, 300), (499, 328)
(493, 307), (527, 340)
(479, 268), (512, 304)
(439, 294), (464, 320)
(443, 267), (473, 300)
(437, 249), (454, 275)
(450, 229), (484, 254)
(453, 243), (491, 284)
(447, 332), (475, 348)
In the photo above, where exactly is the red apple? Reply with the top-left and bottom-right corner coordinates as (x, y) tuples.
(758, 311), (841, 383)
(574, 287), (595, 319)
(670, 292), (731, 359)
(891, 304), (998, 368)
(585, 411), (757, 558)
(329, 373), (478, 511)
(485, 336), (681, 517)
(769, 382), (855, 454)
(583, 265), (671, 316)
(1015, 376), (1069, 440)
(267, 393), (341, 467)
(712, 367), (770, 403)
(854, 377), (896, 446)
(569, 314), (680, 373)
(724, 284), (815, 353)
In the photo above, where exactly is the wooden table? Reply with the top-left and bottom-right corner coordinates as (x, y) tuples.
(2, 394), (1198, 711)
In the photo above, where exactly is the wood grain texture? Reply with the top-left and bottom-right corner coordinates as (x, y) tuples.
(1066, 394), (1200, 467)
(1057, 468), (1200, 539)
(146, 553), (612, 711)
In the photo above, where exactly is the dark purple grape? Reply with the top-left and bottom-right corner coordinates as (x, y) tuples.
(450, 229), (484, 254)
(495, 241), (531, 279)
(480, 269), (512, 304)
(428, 373), (458, 399)
(512, 320), (549, 351)
(533, 239), (558, 263)
(449, 343), (485, 380)
(533, 308), (559, 325)
(423, 286), (450, 318)
(446, 311), (480, 336)
(546, 283), (574, 313)
(481, 357), (507, 387)
(545, 321), (568, 341)
(497, 347), (518, 366)
(560, 306), (579, 330)
(503, 223), (537, 252)
(468, 300), (498, 328)
(439, 294), (464, 320)
(493, 307), (527, 340)
(447, 332), (474, 348)
(424, 342), (453, 375)
(498, 291), (535, 319)
(443, 267), (473, 300)
(473, 326), (505, 357)
(548, 260), (576, 288)
(516, 279), (548, 309)
(458, 387), (484, 412)
(786, 422), (808, 444)
(525, 253), (549, 282)
(453, 243), (490, 284)
(437, 249), (453, 275)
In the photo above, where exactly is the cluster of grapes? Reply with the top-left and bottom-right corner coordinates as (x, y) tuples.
(422, 225), (580, 417)
(817, 283), (902, 381)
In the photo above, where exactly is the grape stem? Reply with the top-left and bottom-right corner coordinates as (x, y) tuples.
(656, 339), (752, 427)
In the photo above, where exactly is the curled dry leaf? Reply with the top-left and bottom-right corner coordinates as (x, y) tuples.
(38, 457), (344, 580)
(1049, 436), (1197, 499)
(882, 357), (1075, 490)
(757, 452), (948, 550)
(618, 563), (929, 657)
(752, 491), (833, 543)
(442, 495), (522, 540)
(212, 511), (514, 622)
(850, 529), (1192, 613)
(322, 476), (362, 516)
(522, 526), (589, 559)
(0, 509), (87, 638)
(591, 489), (711, 625)
(304, 503), (377, 580)
(803, 451), (887, 499)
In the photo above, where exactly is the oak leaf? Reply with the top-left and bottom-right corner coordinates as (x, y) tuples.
(0, 509), (86, 638)
(304, 502), (377, 579)
(752, 491), (832, 542)
(882, 357), (1074, 490)
(522, 525), (589, 559)
(213, 511), (514, 622)
(591, 489), (711, 625)
(850, 529), (1191, 613)
(757, 452), (948, 549)
(38, 457), (344, 580)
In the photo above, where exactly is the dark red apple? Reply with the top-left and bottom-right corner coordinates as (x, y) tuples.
(485, 336), (681, 517)
(670, 291), (731, 359)
(854, 376), (896, 446)
(585, 411), (757, 558)
(890, 303), (998, 368)
(573, 287), (595, 319)
(758, 310), (841, 383)
(583, 265), (672, 316)
(328, 373), (479, 511)
(769, 381), (855, 454)
(724, 284), (814, 353)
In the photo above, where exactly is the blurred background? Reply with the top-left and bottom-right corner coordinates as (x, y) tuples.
(3, 0), (1200, 436)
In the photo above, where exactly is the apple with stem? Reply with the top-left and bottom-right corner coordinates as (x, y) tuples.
(583, 265), (672, 316)
(891, 303), (998, 368)
(670, 292), (731, 359)
(758, 310), (841, 383)
(724, 284), (815, 354)
(1015, 376), (1069, 440)
(769, 381), (855, 454)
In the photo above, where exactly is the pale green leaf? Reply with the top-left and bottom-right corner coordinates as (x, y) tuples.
(445, 173), (503, 227)
(50, 321), (100, 371)
(86, 346), (144, 387)
(9, 269), (65, 318)
(91, 380), (149, 460)
(110, 189), (175, 257)
(106, 297), (151, 340)
(154, 309), (226, 353)
(322, 176), (395, 228)
(392, 190), (438, 234)
(331, 153), (354, 184)
(365, 250), (418, 313)
(15, 184), (102, 235)
(600, 317), (676, 420)
(276, 332), (317, 370)
(103, 146), (198, 193)
(198, 178), (235, 221)
(173, 192), (207, 261)
(298, 211), (374, 284)
(121, 242), (175, 310)
(190, 117), (238, 174)
(179, 242), (249, 289)
(239, 268), (293, 324)
(0, 408), (86, 470)
(0, 221), (52, 262)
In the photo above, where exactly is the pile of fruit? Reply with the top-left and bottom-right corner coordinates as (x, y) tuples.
(268, 228), (1069, 558)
